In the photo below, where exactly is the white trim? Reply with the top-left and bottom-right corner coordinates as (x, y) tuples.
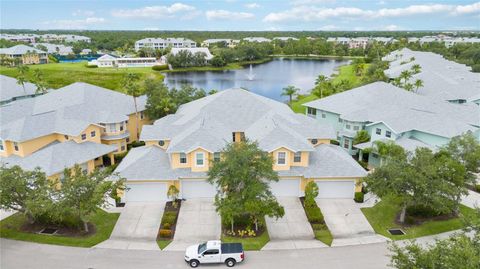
(276, 151), (288, 166)
(195, 152), (205, 167)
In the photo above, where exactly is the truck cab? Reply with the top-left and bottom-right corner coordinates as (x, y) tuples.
(185, 240), (244, 267)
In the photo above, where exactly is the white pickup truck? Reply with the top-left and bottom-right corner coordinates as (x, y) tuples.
(184, 240), (244, 267)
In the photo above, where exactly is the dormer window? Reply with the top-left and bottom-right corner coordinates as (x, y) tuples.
(159, 140), (165, 147)
(311, 139), (318, 145)
(195, 152), (205, 167)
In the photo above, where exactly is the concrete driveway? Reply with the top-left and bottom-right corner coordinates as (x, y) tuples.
(263, 197), (327, 250)
(95, 202), (165, 250)
(316, 199), (388, 247)
(164, 198), (221, 251)
(461, 190), (480, 209)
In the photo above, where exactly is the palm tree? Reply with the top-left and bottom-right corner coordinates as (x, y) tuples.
(404, 83), (414, 92)
(399, 70), (412, 86)
(281, 85), (299, 105)
(16, 65), (30, 94)
(414, 79), (424, 93)
(315, 75), (328, 86)
(411, 64), (421, 74)
(32, 69), (47, 94)
(122, 73), (143, 139)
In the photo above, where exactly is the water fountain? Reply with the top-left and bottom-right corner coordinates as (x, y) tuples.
(246, 64), (255, 80)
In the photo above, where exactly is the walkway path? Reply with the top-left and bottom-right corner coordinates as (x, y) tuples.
(461, 190), (480, 209)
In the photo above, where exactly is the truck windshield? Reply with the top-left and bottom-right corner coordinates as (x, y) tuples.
(198, 243), (207, 254)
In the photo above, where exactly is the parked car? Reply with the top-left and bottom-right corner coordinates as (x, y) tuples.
(184, 240), (244, 267)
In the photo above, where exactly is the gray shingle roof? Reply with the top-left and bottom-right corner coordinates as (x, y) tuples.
(354, 136), (436, 152)
(141, 88), (336, 153)
(383, 48), (480, 103)
(303, 82), (479, 138)
(1, 82), (147, 142)
(0, 75), (38, 103)
(0, 45), (46, 55)
(0, 141), (115, 176)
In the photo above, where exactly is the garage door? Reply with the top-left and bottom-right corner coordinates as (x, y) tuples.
(181, 180), (217, 199)
(316, 180), (355, 199)
(125, 183), (167, 202)
(270, 179), (300, 197)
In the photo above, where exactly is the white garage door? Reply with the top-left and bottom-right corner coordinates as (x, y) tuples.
(270, 179), (300, 197)
(125, 183), (168, 202)
(181, 180), (217, 199)
(316, 180), (355, 199)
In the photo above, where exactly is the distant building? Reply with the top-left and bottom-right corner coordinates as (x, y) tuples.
(40, 34), (91, 43)
(89, 54), (159, 68)
(0, 33), (38, 43)
(201, 39), (240, 48)
(0, 45), (48, 65)
(134, 38), (196, 51)
(273, 37), (299, 41)
(166, 47), (214, 61)
(34, 43), (73, 55)
(243, 37), (272, 43)
(327, 37), (392, 49)
(80, 49), (92, 55)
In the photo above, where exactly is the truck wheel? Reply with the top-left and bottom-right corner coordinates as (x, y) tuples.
(189, 259), (199, 268)
(225, 258), (236, 267)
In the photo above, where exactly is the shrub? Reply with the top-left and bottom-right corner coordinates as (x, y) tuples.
(406, 205), (441, 218)
(162, 212), (176, 225)
(305, 205), (324, 223)
(128, 141), (145, 149)
(152, 65), (168, 71)
(158, 229), (172, 238)
(85, 64), (98, 68)
(163, 223), (171, 229)
(475, 184), (480, 193)
(304, 181), (319, 208)
(354, 192), (364, 203)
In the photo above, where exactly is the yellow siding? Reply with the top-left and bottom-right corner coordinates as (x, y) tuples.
(0, 140), (15, 157)
(171, 152), (190, 169)
(305, 177), (364, 192)
(103, 138), (127, 154)
(145, 140), (170, 150)
(127, 113), (151, 142)
(272, 147), (292, 171)
(191, 148), (210, 172)
(309, 138), (331, 147)
(71, 125), (103, 144)
(10, 134), (59, 157)
(290, 151), (309, 167)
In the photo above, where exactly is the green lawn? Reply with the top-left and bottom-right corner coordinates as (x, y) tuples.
(361, 196), (477, 240)
(314, 228), (333, 246)
(222, 230), (270, 251)
(0, 210), (119, 247)
(157, 239), (172, 250)
(290, 63), (370, 113)
(0, 62), (164, 91)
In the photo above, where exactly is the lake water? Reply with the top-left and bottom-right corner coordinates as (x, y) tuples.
(163, 57), (349, 101)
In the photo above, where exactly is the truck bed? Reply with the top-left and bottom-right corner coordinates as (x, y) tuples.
(221, 243), (243, 254)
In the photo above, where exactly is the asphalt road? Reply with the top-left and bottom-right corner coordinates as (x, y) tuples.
(0, 239), (390, 269)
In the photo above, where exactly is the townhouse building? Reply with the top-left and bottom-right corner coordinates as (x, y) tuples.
(303, 82), (480, 168)
(0, 45), (48, 65)
(115, 88), (367, 202)
(0, 82), (150, 179)
(134, 38), (196, 52)
(201, 39), (240, 48)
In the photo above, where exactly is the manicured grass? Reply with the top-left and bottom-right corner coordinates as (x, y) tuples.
(157, 239), (172, 250)
(314, 228), (333, 246)
(222, 229), (270, 251)
(0, 62), (164, 90)
(290, 63), (371, 113)
(361, 196), (477, 240)
(0, 210), (119, 247)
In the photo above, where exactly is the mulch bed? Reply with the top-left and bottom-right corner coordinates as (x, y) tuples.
(394, 211), (459, 227)
(18, 222), (96, 237)
(222, 222), (267, 238)
(157, 200), (182, 240)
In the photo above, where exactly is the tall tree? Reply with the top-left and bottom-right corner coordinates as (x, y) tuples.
(32, 69), (48, 94)
(281, 85), (299, 105)
(208, 140), (284, 232)
(122, 73), (143, 139)
(444, 132), (480, 178)
(413, 79), (423, 92)
(16, 65), (30, 94)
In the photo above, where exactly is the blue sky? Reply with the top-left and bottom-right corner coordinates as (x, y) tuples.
(1, 0), (479, 31)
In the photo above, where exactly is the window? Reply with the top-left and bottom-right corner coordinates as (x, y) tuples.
(232, 132), (236, 142)
(140, 112), (145, 119)
(346, 124), (351, 129)
(321, 113), (326, 118)
(126, 138), (130, 143)
(0, 139), (4, 151)
(64, 135), (69, 140)
(338, 118), (343, 123)
(179, 153), (187, 164)
(90, 131), (96, 137)
(159, 140), (165, 147)
(307, 107), (317, 116)
(277, 152), (286, 165)
(353, 126), (359, 131)
(293, 152), (302, 163)
(376, 128), (381, 135)
(386, 131), (392, 138)
(203, 249), (219, 255)
(81, 134), (87, 140)
(196, 152), (205, 166)
(121, 144), (126, 151)
(120, 125), (124, 131)
(107, 123), (117, 133)
(344, 139), (350, 149)
(214, 152), (221, 162)
(311, 139), (318, 145)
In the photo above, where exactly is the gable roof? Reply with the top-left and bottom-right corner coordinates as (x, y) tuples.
(141, 88), (335, 153)
(0, 44), (46, 55)
(1, 82), (147, 142)
(303, 82), (479, 138)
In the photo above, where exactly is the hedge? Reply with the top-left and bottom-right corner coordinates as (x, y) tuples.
(354, 192), (364, 203)
(152, 65), (168, 71)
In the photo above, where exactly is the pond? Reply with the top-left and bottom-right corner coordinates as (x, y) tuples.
(163, 57), (349, 101)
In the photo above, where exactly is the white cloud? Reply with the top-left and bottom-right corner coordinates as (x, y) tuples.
(292, 0), (336, 5)
(318, 24), (338, 31)
(112, 3), (196, 19)
(263, 2), (480, 23)
(206, 10), (254, 20)
(72, 10), (95, 16)
(42, 17), (106, 29)
(382, 24), (403, 31)
(245, 3), (260, 9)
